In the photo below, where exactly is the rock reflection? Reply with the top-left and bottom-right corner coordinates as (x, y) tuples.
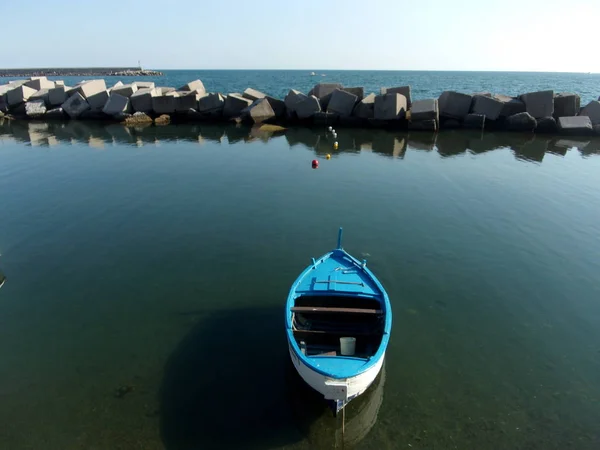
(1, 119), (599, 162)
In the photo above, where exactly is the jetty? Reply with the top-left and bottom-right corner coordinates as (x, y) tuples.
(0, 68), (162, 77)
(0, 77), (599, 137)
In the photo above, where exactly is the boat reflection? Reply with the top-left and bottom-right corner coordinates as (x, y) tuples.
(286, 358), (386, 449)
(1, 118), (599, 163)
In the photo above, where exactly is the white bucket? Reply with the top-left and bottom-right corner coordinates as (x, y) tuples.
(339, 337), (356, 356)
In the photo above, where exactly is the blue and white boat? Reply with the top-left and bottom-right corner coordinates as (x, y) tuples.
(285, 228), (392, 413)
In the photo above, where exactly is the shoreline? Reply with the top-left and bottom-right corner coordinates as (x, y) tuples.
(1, 76), (599, 137)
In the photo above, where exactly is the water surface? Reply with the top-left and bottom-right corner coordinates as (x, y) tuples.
(1, 120), (600, 449)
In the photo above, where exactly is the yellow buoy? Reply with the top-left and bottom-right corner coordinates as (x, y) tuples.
(333, 142), (338, 150)
(326, 154), (331, 159)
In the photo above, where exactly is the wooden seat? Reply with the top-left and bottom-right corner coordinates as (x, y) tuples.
(291, 306), (382, 315)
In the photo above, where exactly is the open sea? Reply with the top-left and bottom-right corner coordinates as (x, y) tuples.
(1, 71), (600, 450)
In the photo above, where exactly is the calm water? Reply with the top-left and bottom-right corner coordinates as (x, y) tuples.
(3, 70), (600, 103)
(1, 119), (600, 450)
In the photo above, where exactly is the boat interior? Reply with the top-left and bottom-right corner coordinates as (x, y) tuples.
(291, 295), (385, 359)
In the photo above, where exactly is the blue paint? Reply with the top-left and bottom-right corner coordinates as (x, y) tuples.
(285, 229), (392, 379)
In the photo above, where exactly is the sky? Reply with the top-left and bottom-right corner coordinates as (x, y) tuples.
(1, 0), (599, 72)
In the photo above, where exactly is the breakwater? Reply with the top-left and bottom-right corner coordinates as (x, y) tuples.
(0, 68), (162, 77)
(1, 76), (599, 137)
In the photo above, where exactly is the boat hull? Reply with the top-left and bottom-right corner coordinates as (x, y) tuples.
(287, 339), (384, 408)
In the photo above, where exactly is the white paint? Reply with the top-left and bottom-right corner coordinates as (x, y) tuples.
(288, 341), (384, 406)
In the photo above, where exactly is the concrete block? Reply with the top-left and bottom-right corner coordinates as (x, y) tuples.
(408, 119), (437, 131)
(308, 83), (343, 109)
(55, 80), (65, 86)
(45, 107), (65, 119)
(295, 95), (321, 119)
(463, 114), (485, 130)
(130, 88), (158, 113)
(380, 86), (412, 107)
(284, 89), (305, 115)
(48, 86), (68, 106)
(410, 99), (439, 122)
(594, 124), (600, 136)
(175, 92), (202, 112)
(111, 84), (138, 98)
(178, 80), (206, 95)
(86, 90), (109, 110)
(152, 95), (178, 114)
(198, 93), (225, 114)
(242, 88), (266, 101)
(7, 85), (37, 105)
(440, 119), (461, 129)
(135, 81), (155, 89)
(520, 90), (554, 119)
(29, 88), (51, 105)
(579, 101), (600, 125)
(265, 95), (285, 117)
(558, 116), (593, 135)
(536, 116), (558, 133)
(494, 94), (526, 117)
(157, 87), (176, 95)
(327, 89), (358, 116)
(223, 94), (253, 117)
(241, 98), (275, 124)
(439, 91), (472, 120)
(471, 95), (504, 121)
(342, 87), (364, 101)
(506, 112), (537, 131)
(76, 79), (107, 99)
(353, 93), (375, 119)
(313, 111), (339, 126)
(109, 81), (124, 91)
(62, 92), (90, 118)
(25, 99), (47, 118)
(25, 77), (55, 90)
(553, 93), (580, 118)
(103, 93), (131, 116)
(374, 93), (407, 120)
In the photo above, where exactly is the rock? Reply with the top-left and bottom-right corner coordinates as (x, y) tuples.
(178, 80), (206, 95)
(25, 76), (55, 90)
(265, 96), (285, 117)
(130, 88), (158, 113)
(463, 113), (485, 130)
(29, 88), (51, 105)
(410, 99), (438, 122)
(86, 90), (109, 110)
(471, 95), (504, 121)
(175, 91), (203, 113)
(241, 98), (275, 124)
(308, 83), (343, 109)
(75, 79), (107, 100)
(103, 93), (131, 116)
(380, 86), (411, 107)
(536, 116), (558, 133)
(494, 94), (526, 118)
(408, 120), (437, 131)
(439, 91), (472, 120)
(62, 92), (90, 118)
(198, 93), (225, 115)
(6, 85), (37, 105)
(353, 93), (375, 119)
(284, 89), (305, 117)
(553, 93), (580, 118)
(25, 99), (47, 118)
(506, 112), (537, 131)
(135, 81), (155, 89)
(520, 90), (554, 119)
(123, 112), (153, 125)
(111, 84), (138, 98)
(45, 107), (65, 119)
(154, 114), (171, 125)
(152, 95), (178, 114)
(295, 95), (321, 119)
(579, 101), (600, 125)
(374, 93), (407, 120)
(327, 89), (358, 116)
(557, 116), (593, 135)
(48, 86), (68, 106)
(242, 88), (266, 101)
(313, 111), (338, 126)
(223, 94), (253, 117)
(342, 87), (364, 101)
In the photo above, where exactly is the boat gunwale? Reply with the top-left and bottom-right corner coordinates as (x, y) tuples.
(285, 248), (392, 379)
